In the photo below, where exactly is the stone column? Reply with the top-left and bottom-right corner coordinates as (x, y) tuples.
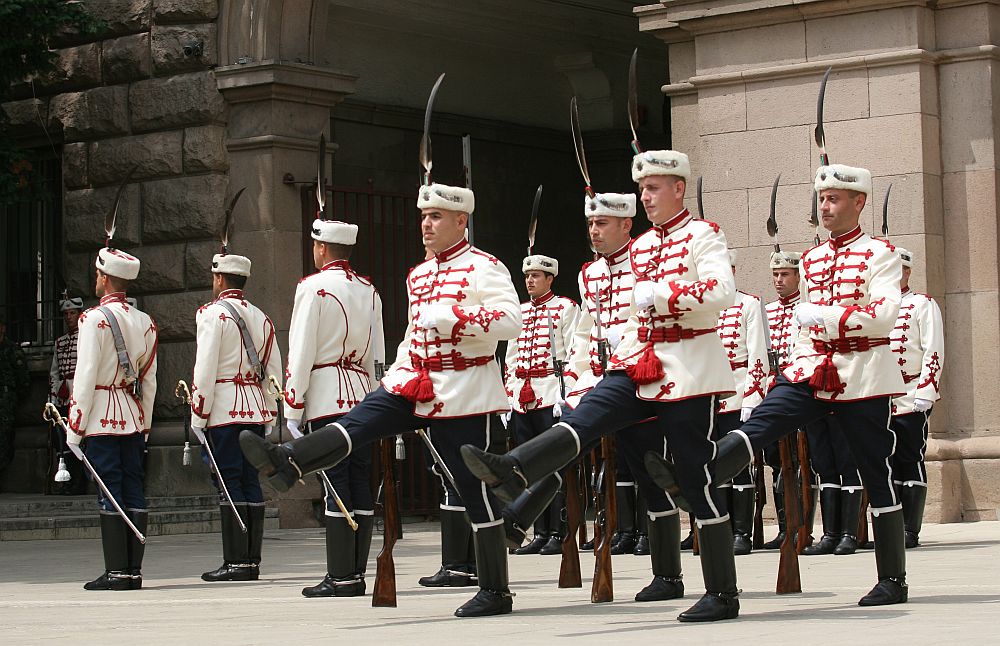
(635, 0), (1000, 522)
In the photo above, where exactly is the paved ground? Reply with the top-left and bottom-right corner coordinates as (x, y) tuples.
(1, 520), (998, 644)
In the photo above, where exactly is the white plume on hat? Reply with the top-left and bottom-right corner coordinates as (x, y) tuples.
(631, 150), (691, 182)
(585, 193), (636, 219)
(522, 254), (559, 277)
(814, 164), (872, 196)
(897, 247), (914, 268)
(212, 254), (252, 277)
(311, 220), (358, 245)
(417, 183), (475, 215)
(770, 251), (802, 270)
(96, 247), (141, 280)
(728, 249), (737, 266)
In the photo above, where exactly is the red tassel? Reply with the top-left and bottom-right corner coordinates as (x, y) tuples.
(809, 355), (845, 394)
(401, 369), (436, 403)
(626, 345), (665, 386)
(518, 379), (536, 406)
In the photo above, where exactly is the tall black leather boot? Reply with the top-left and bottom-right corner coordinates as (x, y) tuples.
(858, 509), (907, 606)
(355, 513), (375, 582)
(240, 425), (351, 492)
(247, 503), (266, 579)
(645, 432), (752, 513)
(126, 509), (148, 589)
(835, 489), (863, 555)
(539, 490), (567, 555)
(762, 475), (786, 550)
(900, 485), (927, 548)
(678, 520), (739, 622)
(302, 515), (362, 597)
(514, 509), (550, 555)
(84, 513), (132, 591)
(635, 513), (684, 602)
(633, 490), (650, 555)
(454, 524), (513, 617)
(503, 473), (561, 550)
(804, 487), (840, 555)
(680, 514), (696, 550)
(461, 425), (580, 504)
(203, 505), (254, 582)
(731, 488), (755, 556)
(611, 484), (637, 555)
(420, 510), (477, 587)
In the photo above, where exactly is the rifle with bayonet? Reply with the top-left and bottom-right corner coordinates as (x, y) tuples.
(372, 363), (401, 607)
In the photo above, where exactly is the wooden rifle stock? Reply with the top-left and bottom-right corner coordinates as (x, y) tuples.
(559, 463), (584, 588)
(857, 489), (870, 545)
(795, 430), (814, 553)
(591, 436), (617, 602)
(372, 438), (400, 607)
(776, 436), (802, 594)
(752, 450), (766, 550)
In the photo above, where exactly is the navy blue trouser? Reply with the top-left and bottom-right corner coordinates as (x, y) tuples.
(85, 433), (146, 512)
(616, 417), (678, 516)
(558, 372), (725, 521)
(327, 387), (503, 527)
(737, 376), (898, 511)
(511, 407), (556, 446)
(205, 424), (265, 504)
(805, 415), (861, 488)
(891, 411), (930, 485)
(715, 411), (754, 487)
(311, 414), (373, 515)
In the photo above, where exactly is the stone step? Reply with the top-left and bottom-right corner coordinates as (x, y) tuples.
(0, 507), (279, 541)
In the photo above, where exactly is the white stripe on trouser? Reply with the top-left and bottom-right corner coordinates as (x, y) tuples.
(701, 396), (722, 518)
(882, 398), (899, 507)
(648, 508), (679, 519)
(662, 436), (677, 509)
(440, 504), (466, 512)
(917, 410), (930, 484)
(479, 415), (497, 523)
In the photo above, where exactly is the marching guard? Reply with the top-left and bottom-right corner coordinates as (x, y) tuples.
(189, 194), (282, 583)
(504, 253), (579, 555)
(647, 164), (911, 607)
(240, 72), (523, 619)
(463, 148), (746, 622)
(715, 250), (767, 555)
(890, 247), (944, 548)
(48, 293), (86, 493)
(285, 212), (385, 597)
(69, 209), (158, 590)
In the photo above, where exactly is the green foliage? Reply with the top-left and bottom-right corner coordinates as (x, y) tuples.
(0, 0), (102, 204)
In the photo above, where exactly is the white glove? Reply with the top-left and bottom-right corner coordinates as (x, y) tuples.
(416, 304), (449, 330)
(795, 302), (824, 327)
(287, 419), (304, 439)
(606, 328), (622, 350)
(500, 411), (511, 428)
(633, 281), (655, 309)
(264, 422), (274, 437)
(553, 396), (567, 419)
(66, 429), (82, 446)
(740, 406), (754, 423)
(191, 425), (207, 445)
(912, 398), (933, 413)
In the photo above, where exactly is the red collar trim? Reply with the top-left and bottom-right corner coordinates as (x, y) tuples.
(436, 238), (472, 263)
(901, 287), (911, 296)
(218, 289), (245, 301)
(100, 293), (127, 305)
(779, 290), (801, 306)
(830, 225), (863, 249)
(656, 209), (692, 235)
(321, 260), (352, 273)
(604, 241), (632, 264)
(531, 291), (555, 307)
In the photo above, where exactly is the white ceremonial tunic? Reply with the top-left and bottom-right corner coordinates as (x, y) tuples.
(564, 242), (635, 408)
(283, 260), (385, 423)
(890, 288), (945, 415)
(48, 328), (78, 407)
(190, 289), (283, 429)
(504, 290), (579, 412)
(381, 238), (522, 418)
(784, 225), (905, 401)
(68, 293), (158, 443)
(610, 209), (737, 401)
(765, 290), (802, 377)
(717, 290), (768, 413)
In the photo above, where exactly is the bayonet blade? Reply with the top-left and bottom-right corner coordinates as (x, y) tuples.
(221, 187), (247, 253)
(696, 176), (704, 219)
(570, 96), (594, 196)
(527, 184), (543, 256)
(419, 73), (446, 184)
(628, 48), (641, 153)
(105, 166), (137, 246)
(815, 67), (833, 165)
(767, 174), (781, 252)
(316, 135), (327, 216)
(809, 188), (821, 245)
(881, 183), (893, 238)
